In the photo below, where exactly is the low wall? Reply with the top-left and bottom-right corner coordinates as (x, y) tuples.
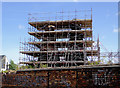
(2, 65), (120, 88)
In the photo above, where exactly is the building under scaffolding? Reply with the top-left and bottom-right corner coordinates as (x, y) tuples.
(2, 9), (120, 88)
(19, 9), (100, 67)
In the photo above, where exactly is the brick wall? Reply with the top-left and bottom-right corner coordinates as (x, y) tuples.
(2, 67), (120, 88)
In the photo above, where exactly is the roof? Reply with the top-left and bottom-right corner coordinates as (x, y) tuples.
(0, 55), (6, 60)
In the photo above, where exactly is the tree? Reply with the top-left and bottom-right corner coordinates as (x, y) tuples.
(9, 59), (17, 70)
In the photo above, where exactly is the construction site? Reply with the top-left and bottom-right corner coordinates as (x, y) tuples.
(19, 9), (100, 67)
(1, 9), (120, 87)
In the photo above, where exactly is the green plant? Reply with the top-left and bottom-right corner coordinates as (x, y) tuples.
(9, 59), (17, 70)
(88, 60), (102, 65)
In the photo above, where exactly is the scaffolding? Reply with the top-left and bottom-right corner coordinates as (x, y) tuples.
(19, 9), (100, 68)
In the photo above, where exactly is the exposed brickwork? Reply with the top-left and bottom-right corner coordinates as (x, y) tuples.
(2, 67), (120, 88)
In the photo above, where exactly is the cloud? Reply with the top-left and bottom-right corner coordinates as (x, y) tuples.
(73, 0), (78, 2)
(113, 28), (120, 33)
(113, 28), (118, 32)
(18, 24), (25, 30)
(115, 12), (120, 16)
(113, 27), (120, 33)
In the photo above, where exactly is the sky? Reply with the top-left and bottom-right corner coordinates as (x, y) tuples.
(0, 0), (119, 2)
(1, 2), (118, 64)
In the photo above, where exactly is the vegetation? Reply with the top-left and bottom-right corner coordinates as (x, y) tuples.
(40, 64), (47, 68)
(9, 59), (17, 70)
(8, 59), (48, 70)
(88, 60), (102, 65)
(19, 63), (47, 70)
(1, 70), (8, 73)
